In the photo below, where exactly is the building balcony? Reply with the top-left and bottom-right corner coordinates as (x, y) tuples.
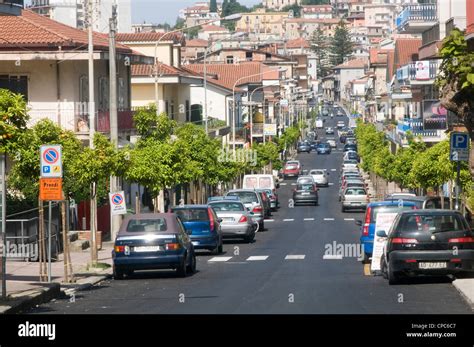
(394, 118), (447, 144)
(28, 103), (137, 136)
(396, 4), (438, 34)
(0, 0), (23, 15)
(396, 60), (439, 85)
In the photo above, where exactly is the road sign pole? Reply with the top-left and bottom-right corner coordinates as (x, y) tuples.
(48, 201), (52, 283)
(1, 154), (6, 299)
(455, 160), (461, 211)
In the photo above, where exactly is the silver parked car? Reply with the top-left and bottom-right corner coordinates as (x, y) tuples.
(226, 189), (265, 231)
(341, 187), (369, 212)
(208, 200), (257, 242)
(309, 169), (329, 187)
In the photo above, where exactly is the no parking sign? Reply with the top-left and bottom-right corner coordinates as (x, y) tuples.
(109, 191), (127, 215)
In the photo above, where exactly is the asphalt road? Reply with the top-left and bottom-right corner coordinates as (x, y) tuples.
(28, 110), (471, 314)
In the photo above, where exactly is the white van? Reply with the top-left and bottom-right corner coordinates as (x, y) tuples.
(242, 174), (279, 191)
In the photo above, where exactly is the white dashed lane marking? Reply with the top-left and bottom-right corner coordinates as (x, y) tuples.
(280, 183), (287, 186)
(208, 257), (232, 262)
(304, 218), (315, 221)
(246, 256), (269, 261)
(323, 255), (343, 260)
(265, 219), (275, 222)
(328, 183), (334, 186)
(344, 218), (355, 221)
(285, 255), (306, 260)
(330, 169), (337, 171)
(324, 218), (335, 221)
(283, 219), (294, 222)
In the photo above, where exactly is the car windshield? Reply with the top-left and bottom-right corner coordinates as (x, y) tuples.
(345, 188), (366, 195)
(396, 214), (469, 233)
(126, 218), (168, 232)
(227, 192), (258, 204)
(209, 202), (245, 212)
(259, 177), (272, 189)
(285, 164), (297, 170)
(310, 170), (324, 175)
(244, 177), (258, 188)
(298, 184), (313, 191)
(173, 208), (209, 222)
(371, 205), (415, 223)
(287, 161), (299, 166)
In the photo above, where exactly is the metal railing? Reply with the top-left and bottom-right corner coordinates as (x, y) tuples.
(422, 24), (440, 46)
(396, 60), (438, 82)
(396, 4), (438, 29)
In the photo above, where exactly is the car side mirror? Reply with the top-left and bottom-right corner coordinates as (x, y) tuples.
(376, 230), (387, 238)
(249, 212), (255, 215)
(217, 218), (223, 223)
(355, 220), (363, 227)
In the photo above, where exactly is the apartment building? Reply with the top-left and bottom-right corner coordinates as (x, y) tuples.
(263, 0), (300, 11)
(236, 8), (289, 34)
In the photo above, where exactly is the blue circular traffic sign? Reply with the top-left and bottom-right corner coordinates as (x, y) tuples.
(112, 193), (123, 205)
(43, 148), (59, 164)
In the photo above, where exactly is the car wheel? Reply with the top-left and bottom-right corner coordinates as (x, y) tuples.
(113, 266), (124, 280)
(259, 221), (265, 231)
(381, 257), (388, 279)
(176, 256), (188, 277)
(244, 232), (255, 243)
(186, 253), (196, 274)
(218, 240), (223, 254)
(387, 258), (401, 285)
(341, 206), (345, 212)
(361, 252), (370, 264)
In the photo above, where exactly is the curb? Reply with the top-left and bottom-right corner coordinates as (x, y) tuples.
(62, 268), (113, 297)
(452, 278), (474, 310)
(0, 283), (61, 314)
(0, 268), (112, 314)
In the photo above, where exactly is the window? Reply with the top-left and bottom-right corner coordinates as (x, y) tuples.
(79, 75), (88, 103)
(118, 77), (126, 109)
(226, 55), (234, 64)
(165, 101), (169, 116)
(170, 101), (175, 120)
(0, 75), (28, 100)
(246, 51), (253, 61)
(98, 76), (109, 111)
(126, 218), (168, 232)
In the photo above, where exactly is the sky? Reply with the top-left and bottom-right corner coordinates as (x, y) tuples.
(132, 0), (261, 26)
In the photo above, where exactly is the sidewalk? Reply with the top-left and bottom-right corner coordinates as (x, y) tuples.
(0, 242), (114, 314)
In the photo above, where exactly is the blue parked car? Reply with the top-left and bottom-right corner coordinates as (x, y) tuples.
(171, 205), (223, 255)
(356, 201), (417, 263)
(112, 213), (196, 279)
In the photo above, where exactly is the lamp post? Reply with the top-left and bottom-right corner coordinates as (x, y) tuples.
(248, 79), (293, 146)
(203, 31), (246, 134)
(153, 13), (242, 116)
(232, 67), (286, 154)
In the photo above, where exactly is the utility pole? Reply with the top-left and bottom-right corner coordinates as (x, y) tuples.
(87, 0), (98, 265)
(109, 3), (121, 240)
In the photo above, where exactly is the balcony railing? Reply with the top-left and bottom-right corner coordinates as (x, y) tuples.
(396, 117), (447, 142)
(396, 60), (438, 83)
(422, 24), (440, 46)
(396, 4), (437, 32)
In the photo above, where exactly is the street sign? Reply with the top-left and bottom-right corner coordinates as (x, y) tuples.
(40, 145), (63, 177)
(263, 123), (277, 136)
(39, 178), (63, 201)
(109, 191), (127, 215)
(450, 132), (469, 161)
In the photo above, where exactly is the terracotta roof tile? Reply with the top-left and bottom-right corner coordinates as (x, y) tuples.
(286, 38), (310, 49)
(132, 63), (187, 77)
(394, 38), (422, 68)
(334, 58), (367, 70)
(184, 62), (280, 91)
(116, 32), (185, 45)
(201, 25), (228, 32)
(0, 10), (131, 52)
(369, 48), (391, 65)
(185, 39), (208, 48)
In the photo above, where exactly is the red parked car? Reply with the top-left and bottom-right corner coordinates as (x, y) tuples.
(282, 161), (301, 179)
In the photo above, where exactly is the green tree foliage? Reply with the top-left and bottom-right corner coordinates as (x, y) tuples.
(302, 0), (330, 4)
(310, 27), (330, 77)
(330, 20), (354, 66)
(0, 89), (29, 154)
(282, 4), (301, 17)
(436, 28), (474, 139)
(210, 0), (218, 13)
(252, 141), (281, 171)
(277, 126), (300, 152)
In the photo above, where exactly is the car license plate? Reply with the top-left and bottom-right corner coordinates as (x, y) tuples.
(222, 217), (234, 222)
(301, 192), (310, 195)
(192, 241), (200, 246)
(134, 246), (161, 252)
(419, 262), (447, 269)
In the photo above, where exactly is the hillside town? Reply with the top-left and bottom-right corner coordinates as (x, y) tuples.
(0, 0), (474, 338)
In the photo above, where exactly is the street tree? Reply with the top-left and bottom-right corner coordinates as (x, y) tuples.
(0, 89), (29, 154)
(310, 27), (330, 77)
(436, 28), (474, 141)
(330, 20), (354, 66)
(210, 0), (218, 13)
